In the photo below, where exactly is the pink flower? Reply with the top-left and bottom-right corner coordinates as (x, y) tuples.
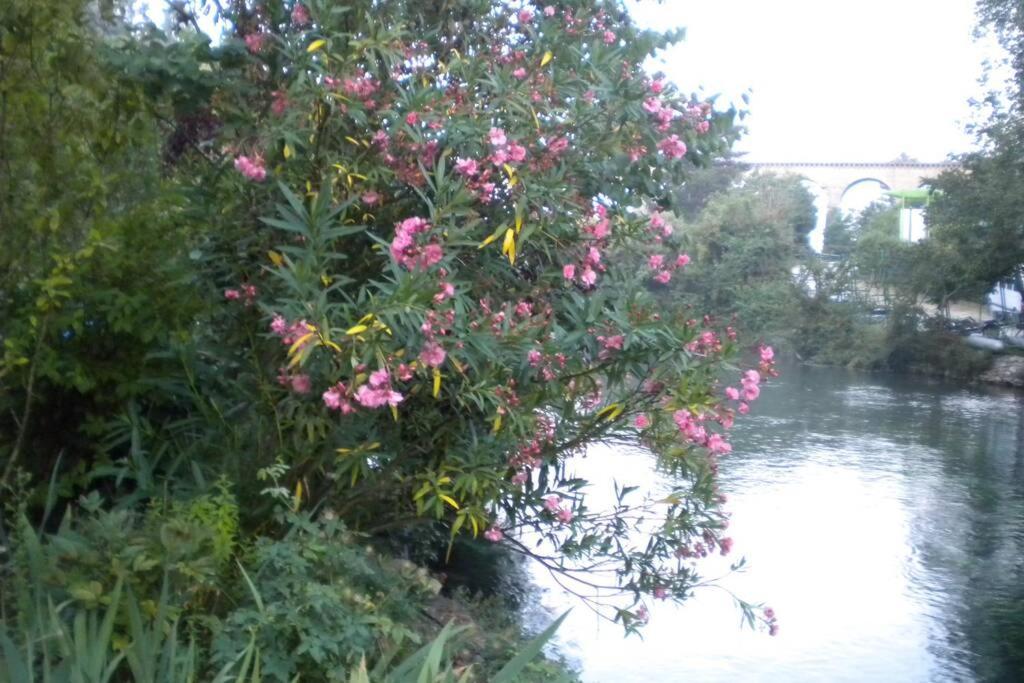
(642, 97), (662, 114)
(322, 383), (355, 414)
(420, 243), (443, 269)
(224, 289), (241, 300)
(580, 267), (597, 287)
(548, 137), (569, 155)
(648, 254), (665, 270)
(760, 344), (775, 362)
(743, 369), (761, 385)
(743, 384), (760, 401)
(707, 433), (732, 455)
(291, 2), (310, 26)
(513, 67), (528, 80)
(562, 264), (576, 280)
(518, 8), (534, 23)
(455, 158), (479, 176)
(419, 341), (446, 368)
(271, 90), (289, 116)
(650, 78), (666, 94)
(244, 33), (267, 54)
(391, 217), (443, 270)
(676, 253), (691, 268)
(488, 128), (507, 146)
(719, 537), (734, 555)
(355, 369), (404, 408)
(434, 281), (455, 303)
(234, 155), (267, 182)
(397, 363), (414, 381)
(543, 495), (561, 513)
(658, 135), (687, 159)
(484, 527), (504, 542)
(544, 5), (556, 17)
(360, 191), (381, 206)
(635, 606), (650, 623)
(769, 624), (780, 636)
(290, 374), (312, 394)
(725, 386), (740, 401)
(557, 507), (574, 523)
(270, 314), (288, 335)
(653, 586), (668, 600)
(506, 142), (527, 163)
(635, 414), (650, 429)
(764, 607), (775, 619)
(738, 402), (750, 415)
(490, 147), (508, 166)
(603, 30), (616, 44)
(512, 471), (529, 485)
(405, 111), (419, 126)
(527, 349), (543, 367)
(653, 270), (672, 284)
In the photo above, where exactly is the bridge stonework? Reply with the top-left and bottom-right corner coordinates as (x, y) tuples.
(749, 161), (957, 209)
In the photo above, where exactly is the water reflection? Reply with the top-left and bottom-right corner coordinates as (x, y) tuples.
(533, 363), (1024, 682)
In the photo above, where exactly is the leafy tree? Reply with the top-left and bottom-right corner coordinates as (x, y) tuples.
(915, 0), (1024, 309)
(667, 172), (816, 339)
(1, 4), (781, 675)
(822, 208), (855, 258)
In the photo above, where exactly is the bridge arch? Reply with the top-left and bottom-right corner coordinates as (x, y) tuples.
(840, 178), (892, 214)
(748, 161), (956, 212)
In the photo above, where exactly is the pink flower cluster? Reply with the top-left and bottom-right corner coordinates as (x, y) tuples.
(291, 2), (310, 26)
(657, 134), (687, 160)
(484, 526), (504, 542)
(526, 346), (568, 381)
(646, 252), (690, 284)
(563, 206), (612, 288)
(322, 382), (356, 414)
(434, 269), (455, 304)
(508, 415), (555, 484)
(224, 283), (257, 305)
(234, 155), (266, 182)
(355, 368), (404, 408)
(271, 90), (289, 116)
(596, 333), (624, 361)
(488, 128), (527, 167)
(543, 494), (574, 523)
(391, 217), (443, 270)
(244, 33), (267, 54)
(673, 409), (732, 455)
(453, 157), (498, 202)
(764, 607), (780, 636)
(642, 96), (678, 131)
(340, 71), (380, 104)
(419, 341), (446, 367)
(277, 368), (311, 394)
(270, 315), (313, 350)
(647, 213), (673, 241)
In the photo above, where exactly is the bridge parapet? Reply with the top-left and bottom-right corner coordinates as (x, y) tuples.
(747, 161), (957, 209)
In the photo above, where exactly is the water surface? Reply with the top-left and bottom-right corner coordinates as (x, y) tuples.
(534, 363), (1024, 682)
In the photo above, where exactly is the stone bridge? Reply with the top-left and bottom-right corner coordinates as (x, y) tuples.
(749, 160), (957, 210)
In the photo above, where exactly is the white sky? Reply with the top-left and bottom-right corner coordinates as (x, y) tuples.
(629, 0), (1008, 162)
(137, 1), (1006, 163)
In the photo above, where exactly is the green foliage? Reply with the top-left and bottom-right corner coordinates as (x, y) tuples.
(1, 0), (777, 678)
(661, 172), (815, 340)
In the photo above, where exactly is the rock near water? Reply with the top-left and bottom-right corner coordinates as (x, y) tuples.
(978, 356), (1024, 388)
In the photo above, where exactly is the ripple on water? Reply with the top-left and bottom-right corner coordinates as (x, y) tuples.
(536, 364), (1022, 682)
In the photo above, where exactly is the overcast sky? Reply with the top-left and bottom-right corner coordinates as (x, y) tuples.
(629, 0), (1007, 162)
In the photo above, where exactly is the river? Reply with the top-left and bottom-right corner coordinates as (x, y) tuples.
(532, 362), (1024, 682)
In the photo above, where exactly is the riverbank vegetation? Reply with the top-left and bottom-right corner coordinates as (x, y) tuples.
(0, 0), (783, 679)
